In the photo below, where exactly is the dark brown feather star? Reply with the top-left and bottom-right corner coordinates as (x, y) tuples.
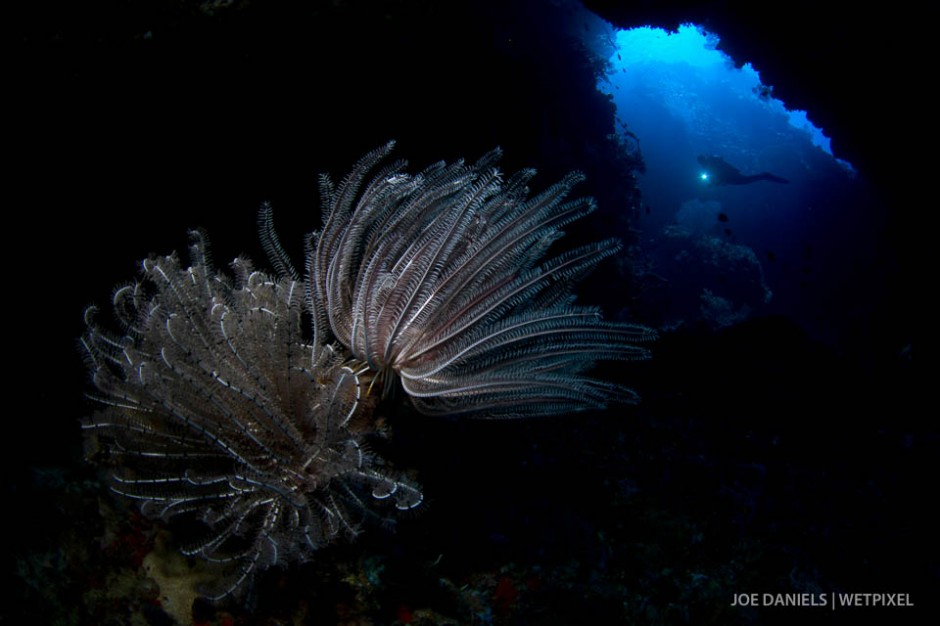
(81, 231), (421, 599)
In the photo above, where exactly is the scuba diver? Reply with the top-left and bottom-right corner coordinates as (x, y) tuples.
(697, 155), (789, 186)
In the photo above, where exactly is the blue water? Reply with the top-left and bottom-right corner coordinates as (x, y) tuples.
(599, 25), (881, 345)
